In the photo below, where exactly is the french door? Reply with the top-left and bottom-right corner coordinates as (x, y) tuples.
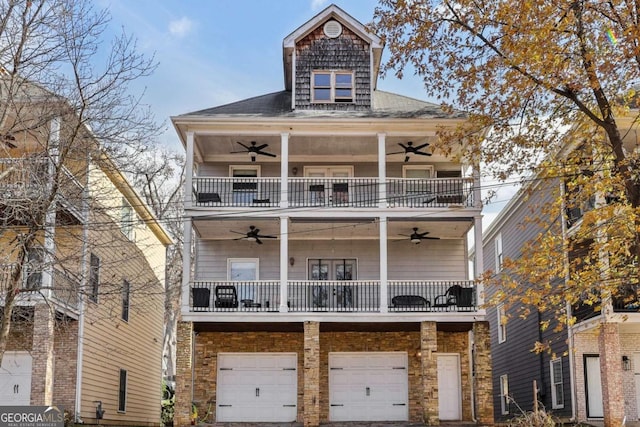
(308, 259), (356, 309)
(304, 166), (353, 205)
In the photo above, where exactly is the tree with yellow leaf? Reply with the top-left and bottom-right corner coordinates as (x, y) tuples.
(373, 1), (639, 426)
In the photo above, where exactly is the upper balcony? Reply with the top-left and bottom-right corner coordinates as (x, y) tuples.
(192, 176), (474, 210)
(0, 157), (85, 223)
(0, 264), (80, 317)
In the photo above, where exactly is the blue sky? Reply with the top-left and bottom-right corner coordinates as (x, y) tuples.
(102, 0), (428, 148)
(102, 0), (515, 225)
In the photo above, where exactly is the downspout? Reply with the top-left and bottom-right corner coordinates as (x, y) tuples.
(560, 182), (578, 422)
(74, 153), (91, 423)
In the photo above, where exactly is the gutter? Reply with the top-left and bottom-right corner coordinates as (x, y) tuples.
(74, 157), (91, 423)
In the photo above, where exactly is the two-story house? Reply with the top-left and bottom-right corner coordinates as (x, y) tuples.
(0, 80), (172, 425)
(172, 5), (493, 426)
(482, 131), (640, 424)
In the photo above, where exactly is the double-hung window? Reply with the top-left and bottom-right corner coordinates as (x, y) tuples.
(495, 233), (503, 272)
(121, 198), (134, 240)
(122, 279), (130, 322)
(500, 374), (509, 414)
(118, 369), (127, 412)
(497, 304), (506, 343)
(89, 253), (100, 303)
(550, 358), (564, 409)
(312, 71), (353, 103)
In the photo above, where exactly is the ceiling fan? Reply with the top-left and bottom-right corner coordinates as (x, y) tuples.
(399, 227), (440, 244)
(230, 225), (276, 244)
(387, 141), (432, 162)
(231, 141), (276, 162)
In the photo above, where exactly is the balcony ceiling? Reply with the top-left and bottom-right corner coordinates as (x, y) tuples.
(192, 218), (472, 241)
(194, 134), (455, 163)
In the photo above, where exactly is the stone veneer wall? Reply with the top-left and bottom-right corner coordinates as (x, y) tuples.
(174, 322), (193, 427)
(191, 331), (305, 424)
(179, 326), (484, 425)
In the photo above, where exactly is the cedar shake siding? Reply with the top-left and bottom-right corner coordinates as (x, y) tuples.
(295, 24), (371, 110)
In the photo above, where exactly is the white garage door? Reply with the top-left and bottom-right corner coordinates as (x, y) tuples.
(216, 353), (297, 422)
(329, 352), (408, 421)
(0, 351), (32, 405)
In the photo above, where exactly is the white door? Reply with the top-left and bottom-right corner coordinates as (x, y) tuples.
(329, 352), (408, 421)
(585, 355), (604, 418)
(634, 353), (640, 420)
(216, 353), (297, 422)
(437, 354), (462, 420)
(0, 352), (32, 405)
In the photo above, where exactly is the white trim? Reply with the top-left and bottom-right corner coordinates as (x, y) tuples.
(402, 164), (434, 178)
(500, 374), (509, 415)
(229, 164), (261, 177)
(495, 233), (503, 272)
(550, 357), (564, 409)
(303, 165), (354, 177)
(227, 258), (260, 281)
(497, 303), (506, 343)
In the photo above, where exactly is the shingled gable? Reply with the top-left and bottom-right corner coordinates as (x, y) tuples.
(282, 4), (383, 93)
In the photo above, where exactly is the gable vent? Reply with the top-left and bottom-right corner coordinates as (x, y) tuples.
(323, 20), (342, 38)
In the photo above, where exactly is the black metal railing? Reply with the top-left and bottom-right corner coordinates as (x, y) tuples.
(388, 280), (477, 312)
(193, 177), (281, 207)
(191, 177), (475, 209)
(287, 280), (380, 312)
(189, 280), (478, 313)
(288, 178), (379, 207)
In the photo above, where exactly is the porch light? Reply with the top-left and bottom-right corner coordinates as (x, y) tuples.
(623, 355), (631, 370)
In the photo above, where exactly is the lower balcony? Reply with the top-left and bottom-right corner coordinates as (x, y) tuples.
(188, 280), (477, 313)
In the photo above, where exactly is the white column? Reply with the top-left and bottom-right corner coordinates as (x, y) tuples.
(279, 217), (289, 312)
(184, 131), (194, 209)
(181, 218), (192, 312)
(474, 215), (484, 306)
(377, 133), (387, 208)
(42, 117), (61, 299)
(379, 216), (388, 313)
(280, 133), (289, 208)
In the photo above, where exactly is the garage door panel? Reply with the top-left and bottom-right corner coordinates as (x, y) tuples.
(329, 352), (408, 422)
(217, 353), (297, 423)
(0, 352), (32, 406)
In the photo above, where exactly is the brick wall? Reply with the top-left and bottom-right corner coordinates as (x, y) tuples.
(573, 325), (640, 423)
(30, 304), (55, 406)
(53, 318), (78, 413)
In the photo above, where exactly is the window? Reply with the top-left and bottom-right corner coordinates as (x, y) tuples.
(121, 198), (134, 239)
(228, 259), (258, 302)
(230, 165), (260, 205)
(497, 304), (506, 343)
(24, 247), (44, 290)
(312, 71), (353, 103)
(89, 253), (100, 303)
(550, 358), (564, 409)
(118, 369), (127, 412)
(495, 233), (503, 272)
(122, 280), (130, 322)
(500, 374), (509, 415)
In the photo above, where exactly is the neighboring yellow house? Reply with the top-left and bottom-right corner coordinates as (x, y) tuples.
(0, 81), (172, 426)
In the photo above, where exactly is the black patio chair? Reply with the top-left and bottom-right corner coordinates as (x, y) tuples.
(215, 285), (239, 308)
